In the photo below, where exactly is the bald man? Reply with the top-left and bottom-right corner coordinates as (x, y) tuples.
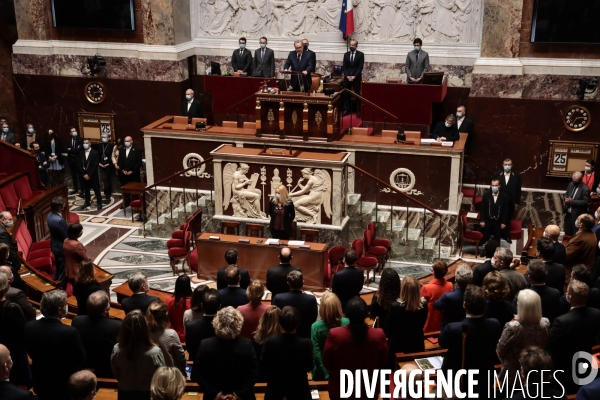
(182, 88), (204, 119)
(564, 171), (590, 236)
(0, 344), (35, 399)
(0, 266), (35, 321)
(116, 136), (142, 208)
(544, 224), (566, 265)
(266, 247), (301, 299)
(68, 370), (97, 400)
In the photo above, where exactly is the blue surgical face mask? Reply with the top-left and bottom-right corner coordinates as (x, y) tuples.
(456, 112), (463, 118)
(276, 193), (280, 200)
(185, 94), (192, 101)
(239, 43), (245, 49)
(491, 186), (499, 193)
(260, 43), (266, 49)
(28, 128), (34, 134)
(597, 187), (600, 194)
(62, 305), (68, 318)
(349, 46), (356, 52)
(124, 141), (131, 148)
(595, 210), (599, 219)
(101, 137), (108, 143)
(445, 122), (451, 128)
(72, 131), (77, 137)
(504, 165), (511, 172)
(575, 220), (580, 229)
(2, 128), (7, 133)
(414, 46), (421, 51)
(83, 144), (89, 150)
(5, 219), (13, 227)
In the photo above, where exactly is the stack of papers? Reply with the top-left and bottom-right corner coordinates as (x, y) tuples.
(414, 356), (444, 370)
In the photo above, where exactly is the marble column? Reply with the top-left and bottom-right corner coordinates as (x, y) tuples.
(480, 0), (523, 58)
(141, 0), (176, 46)
(14, 0), (50, 40)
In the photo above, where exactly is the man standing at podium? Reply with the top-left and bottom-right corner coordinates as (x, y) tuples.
(284, 40), (314, 92)
(405, 38), (430, 84)
(232, 37), (252, 75)
(253, 37), (275, 78)
(342, 38), (364, 118)
(301, 39), (316, 66)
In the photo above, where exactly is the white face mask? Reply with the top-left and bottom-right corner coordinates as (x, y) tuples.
(276, 193), (280, 200)
(62, 305), (69, 317)
(185, 94), (192, 101)
(445, 122), (451, 128)
(72, 131), (77, 137)
(456, 112), (463, 118)
(585, 166), (592, 172)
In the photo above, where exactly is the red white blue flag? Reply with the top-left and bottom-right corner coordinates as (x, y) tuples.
(339, 0), (354, 38)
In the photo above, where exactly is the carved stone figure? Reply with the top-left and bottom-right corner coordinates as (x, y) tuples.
(316, 0), (341, 32)
(208, 0), (238, 35)
(223, 163), (266, 218)
(289, 168), (331, 223)
(352, 0), (370, 35)
(433, 0), (460, 42)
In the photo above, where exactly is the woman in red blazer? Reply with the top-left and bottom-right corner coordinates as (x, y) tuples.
(63, 223), (88, 291)
(421, 260), (453, 333)
(323, 297), (388, 400)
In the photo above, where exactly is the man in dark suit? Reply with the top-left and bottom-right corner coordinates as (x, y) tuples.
(301, 38), (316, 66)
(71, 291), (121, 378)
(121, 271), (159, 315)
(536, 237), (566, 294)
(1, 122), (16, 145)
(32, 141), (49, 186)
(24, 289), (86, 400)
(331, 249), (364, 310)
(0, 266), (35, 321)
(187, 289), (219, 363)
(47, 197), (68, 288)
(577, 376), (600, 400)
(456, 105), (474, 135)
(182, 88), (204, 119)
(232, 37), (252, 74)
(217, 248), (250, 290)
(0, 212), (24, 290)
(116, 136), (142, 208)
(65, 126), (83, 195)
(97, 134), (115, 202)
(283, 40), (315, 92)
(434, 263), (472, 328)
(547, 280), (600, 394)
(266, 247), (301, 299)
(514, 259), (561, 324)
(0, 344), (35, 400)
(342, 38), (364, 118)
(218, 265), (249, 308)
(79, 138), (102, 210)
(492, 158), (522, 220)
(565, 214), (597, 270)
(564, 171), (590, 236)
(471, 239), (499, 286)
(480, 179), (512, 244)
(272, 270), (317, 339)
(261, 306), (313, 400)
(405, 38), (430, 84)
(558, 265), (600, 315)
(253, 37), (275, 78)
(439, 285), (501, 396)
(544, 224), (566, 264)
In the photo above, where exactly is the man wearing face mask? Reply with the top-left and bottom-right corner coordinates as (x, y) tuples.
(405, 38), (430, 84)
(97, 134), (114, 202)
(0, 122), (16, 145)
(455, 105), (474, 136)
(117, 136), (142, 209)
(284, 40), (314, 92)
(182, 89), (204, 119)
(253, 37), (275, 78)
(66, 126), (84, 195)
(563, 171), (590, 236)
(232, 37), (252, 75)
(431, 114), (460, 142)
(0, 211), (25, 290)
(79, 139), (102, 210)
(301, 39), (316, 68)
(564, 214), (597, 272)
(32, 141), (49, 186)
(493, 158), (522, 219)
(342, 38), (364, 118)
(480, 179), (512, 244)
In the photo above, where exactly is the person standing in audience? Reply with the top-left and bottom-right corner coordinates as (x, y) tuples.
(323, 297), (388, 400)
(24, 289), (86, 400)
(301, 39), (316, 67)
(121, 271), (160, 315)
(0, 121), (16, 144)
(32, 142), (49, 186)
(262, 306), (313, 400)
(494, 247), (527, 300)
(183, 284), (208, 327)
(547, 280), (600, 394)
(150, 367), (186, 400)
(577, 373), (600, 400)
(68, 370), (97, 400)
(232, 37), (252, 75)
(238, 280), (269, 339)
(311, 292), (349, 380)
(268, 185), (295, 240)
(253, 37), (275, 78)
(472, 240), (499, 286)
(20, 123), (38, 151)
(544, 224), (566, 264)
(194, 307), (258, 400)
(165, 274), (192, 342)
(386, 276), (428, 368)
(497, 289), (550, 382)
(0, 213), (23, 290)
(217, 248), (250, 290)
(435, 263), (473, 328)
(146, 301), (186, 376)
(557, 265), (600, 315)
(79, 138), (102, 210)
(482, 271), (515, 327)
(73, 259), (101, 316)
(480, 179), (512, 244)
(331, 249), (364, 311)
(493, 158), (522, 219)
(266, 247), (301, 299)
(431, 114), (460, 142)
(116, 136), (142, 209)
(272, 271), (317, 339)
(64, 223), (89, 289)
(219, 265), (250, 308)
(342, 38), (364, 118)
(0, 344), (35, 400)
(66, 126), (83, 195)
(369, 268), (400, 329)
(111, 310), (166, 400)
(515, 259), (560, 324)
(44, 129), (65, 187)
(582, 159), (598, 192)
(421, 260), (452, 333)
(564, 171), (590, 236)
(253, 305), (282, 378)
(182, 89), (204, 119)
(405, 38), (429, 84)
(456, 105), (474, 135)
(72, 291), (122, 378)
(97, 133), (115, 202)
(0, 272), (30, 388)
(0, 266), (35, 321)
(47, 197), (69, 289)
(565, 214), (597, 272)
(535, 237), (566, 294)
(186, 289), (220, 364)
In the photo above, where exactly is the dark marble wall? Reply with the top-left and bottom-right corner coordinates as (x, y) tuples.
(0, 17), (17, 124)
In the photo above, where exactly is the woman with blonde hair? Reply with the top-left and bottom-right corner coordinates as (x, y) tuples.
(73, 259), (100, 315)
(150, 367), (186, 400)
(146, 300), (186, 375)
(268, 185), (295, 239)
(253, 305), (281, 381)
(238, 280), (269, 339)
(482, 271), (515, 327)
(497, 288), (550, 381)
(386, 276), (428, 368)
(311, 292), (349, 380)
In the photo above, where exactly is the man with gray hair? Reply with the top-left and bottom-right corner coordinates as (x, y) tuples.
(182, 88), (203, 119)
(0, 211), (23, 290)
(0, 266), (35, 320)
(272, 270), (317, 338)
(283, 40), (314, 92)
(564, 170), (590, 236)
(493, 247), (527, 301)
(121, 271), (159, 315)
(97, 133), (114, 202)
(434, 263), (473, 328)
(0, 343), (36, 399)
(24, 289), (86, 400)
(218, 265), (249, 309)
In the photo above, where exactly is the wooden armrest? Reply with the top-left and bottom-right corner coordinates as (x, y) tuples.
(396, 348), (448, 363)
(424, 331), (440, 337)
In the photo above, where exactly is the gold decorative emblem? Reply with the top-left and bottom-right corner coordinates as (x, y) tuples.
(279, 101), (285, 110)
(292, 110), (298, 128)
(315, 111), (323, 129)
(256, 100), (261, 109)
(333, 108), (338, 123)
(267, 109), (274, 125)
(303, 102), (308, 112)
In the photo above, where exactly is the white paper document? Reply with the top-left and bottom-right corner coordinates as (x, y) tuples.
(265, 238), (280, 244)
(466, 212), (479, 219)
(288, 240), (305, 246)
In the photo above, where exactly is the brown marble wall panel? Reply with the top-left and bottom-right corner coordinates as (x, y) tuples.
(12, 75), (189, 152)
(481, 0), (523, 58)
(354, 152), (452, 210)
(0, 24), (17, 124)
(470, 74), (523, 98)
(14, 0), (50, 40)
(141, 0), (175, 46)
(522, 75), (600, 101)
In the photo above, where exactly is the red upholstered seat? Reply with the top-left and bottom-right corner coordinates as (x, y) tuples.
(0, 184), (19, 214)
(367, 222), (391, 248)
(168, 247), (189, 257)
(171, 224), (189, 239)
(189, 248), (198, 272)
(167, 237), (185, 248)
(464, 230), (483, 240)
(461, 187), (475, 198)
(351, 238), (376, 284)
(509, 220), (523, 241)
(130, 199), (142, 208)
(28, 257), (54, 276)
(460, 214), (483, 257)
(69, 212), (80, 224)
(473, 196), (483, 212)
(31, 240), (51, 251)
(28, 248), (53, 261)
(326, 245), (346, 286)
(13, 177), (33, 200)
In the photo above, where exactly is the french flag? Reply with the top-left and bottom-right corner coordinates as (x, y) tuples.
(339, 0), (354, 38)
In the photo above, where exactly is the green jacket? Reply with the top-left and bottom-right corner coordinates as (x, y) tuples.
(311, 317), (349, 380)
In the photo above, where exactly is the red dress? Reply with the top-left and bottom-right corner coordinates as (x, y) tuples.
(166, 296), (191, 343)
(421, 278), (453, 333)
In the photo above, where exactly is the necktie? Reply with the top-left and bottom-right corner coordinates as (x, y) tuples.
(73, 138), (75, 148)
(351, 52), (354, 63)
(416, 52), (419, 64)
(297, 54), (300, 62)
(262, 50), (264, 60)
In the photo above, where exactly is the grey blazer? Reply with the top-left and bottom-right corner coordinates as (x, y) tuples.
(405, 49), (430, 80)
(253, 47), (275, 78)
(0, 131), (16, 145)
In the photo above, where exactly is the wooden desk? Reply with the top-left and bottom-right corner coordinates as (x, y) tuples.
(120, 182), (146, 215)
(22, 273), (56, 301)
(522, 225), (544, 264)
(112, 283), (172, 303)
(207, 126), (256, 135)
(196, 232), (328, 289)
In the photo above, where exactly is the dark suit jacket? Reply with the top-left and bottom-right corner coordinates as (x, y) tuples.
(0, 131), (16, 145)
(544, 261), (566, 294)
(261, 333), (313, 400)
(79, 148), (100, 177)
(217, 266), (250, 290)
(386, 300), (428, 365)
(493, 170), (522, 207)
(47, 211), (68, 257)
(253, 47), (275, 78)
(565, 230), (597, 269)
(65, 136), (83, 158)
(232, 48), (253, 73)
(564, 181), (590, 218)
(24, 318), (86, 399)
(576, 377), (600, 400)
(266, 264), (301, 298)
(553, 242), (566, 265)
(483, 299), (515, 327)
(457, 117), (474, 136)
(343, 50), (364, 80)
(6, 286), (36, 321)
(268, 200), (295, 236)
(219, 286), (250, 309)
(121, 293), (160, 315)
(431, 121), (460, 141)
(0, 381), (36, 400)
(186, 315), (216, 364)
(331, 266), (364, 310)
(480, 190), (511, 226)
(513, 285), (561, 324)
(557, 288), (600, 316)
(272, 290), (318, 339)
(182, 98), (204, 118)
(472, 259), (495, 286)
(117, 145), (142, 182)
(283, 50), (314, 91)
(95, 142), (115, 167)
(0, 225), (23, 289)
(44, 138), (64, 165)
(434, 287), (466, 328)
(194, 336), (258, 400)
(72, 315), (122, 378)
(405, 49), (430, 80)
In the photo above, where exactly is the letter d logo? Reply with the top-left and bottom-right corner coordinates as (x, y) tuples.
(572, 351), (599, 386)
